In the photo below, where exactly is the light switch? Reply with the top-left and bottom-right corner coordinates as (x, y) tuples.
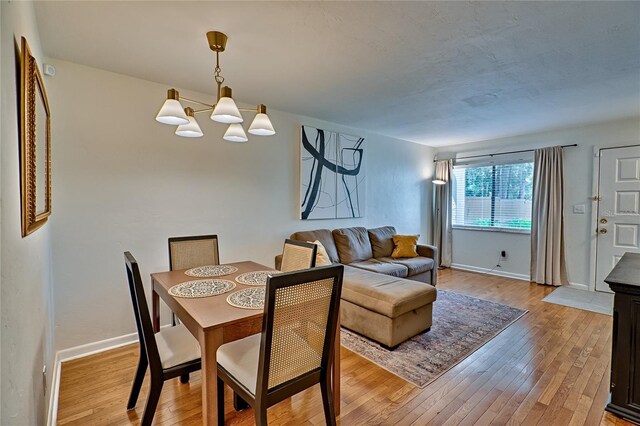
(573, 204), (586, 214)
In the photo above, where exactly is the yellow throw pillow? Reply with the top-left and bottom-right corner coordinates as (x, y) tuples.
(391, 234), (419, 258)
(307, 240), (332, 266)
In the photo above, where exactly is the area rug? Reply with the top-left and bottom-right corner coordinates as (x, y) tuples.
(340, 289), (527, 388)
(543, 286), (613, 316)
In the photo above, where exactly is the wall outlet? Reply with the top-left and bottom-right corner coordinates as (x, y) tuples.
(501, 250), (507, 260)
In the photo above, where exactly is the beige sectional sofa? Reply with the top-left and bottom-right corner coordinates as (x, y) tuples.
(276, 226), (437, 349)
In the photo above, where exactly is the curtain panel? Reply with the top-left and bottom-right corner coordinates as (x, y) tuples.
(531, 146), (568, 286)
(433, 160), (453, 267)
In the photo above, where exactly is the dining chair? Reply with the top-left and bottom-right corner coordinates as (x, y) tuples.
(168, 234), (220, 325)
(216, 264), (344, 426)
(168, 234), (220, 271)
(124, 252), (202, 426)
(279, 239), (317, 272)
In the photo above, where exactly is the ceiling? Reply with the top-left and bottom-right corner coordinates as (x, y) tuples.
(34, 1), (640, 147)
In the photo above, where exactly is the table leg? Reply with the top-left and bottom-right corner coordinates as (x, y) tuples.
(333, 313), (341, 416)
(199, 328), (224, 425)
(152, 279), (160, 333)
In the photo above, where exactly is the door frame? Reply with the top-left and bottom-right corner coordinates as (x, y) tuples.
(589, 143), (640, 292)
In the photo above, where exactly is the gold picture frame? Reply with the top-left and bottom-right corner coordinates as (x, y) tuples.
(20, 37), (51, 237)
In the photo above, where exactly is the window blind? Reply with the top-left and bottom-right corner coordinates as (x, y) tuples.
(452, 162), (533, 230)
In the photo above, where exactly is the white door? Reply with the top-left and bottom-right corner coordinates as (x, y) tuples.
(595, 145), (640, 292)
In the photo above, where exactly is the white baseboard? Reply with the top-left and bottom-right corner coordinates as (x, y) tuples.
(451, 263), (530, 282)
(47, 326), (169, 425)
(47, 352), (62, 426)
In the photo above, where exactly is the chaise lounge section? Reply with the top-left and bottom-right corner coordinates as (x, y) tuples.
(276, 226), (437, 348)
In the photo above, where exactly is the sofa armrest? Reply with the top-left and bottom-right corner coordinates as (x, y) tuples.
(417, 244), (438, 286)
(274, 254), (283, 271)
(417, 244), (438, 260)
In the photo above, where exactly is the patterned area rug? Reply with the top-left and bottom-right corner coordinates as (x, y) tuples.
(340, 289), (527, 388)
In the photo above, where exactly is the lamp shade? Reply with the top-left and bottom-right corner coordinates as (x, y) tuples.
(156, 99), (189, 125)
(211, 97), (243, 124)
(175, 115), (203, 138)
(175, 108), (202, 138)
(223, 123), (248, 142)
(433, 160), (450, 185)
(248, 113), (275, 136)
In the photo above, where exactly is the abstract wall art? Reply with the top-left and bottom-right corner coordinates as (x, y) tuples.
(300, 125), (365, 220)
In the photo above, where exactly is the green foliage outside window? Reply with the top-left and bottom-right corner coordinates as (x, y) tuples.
(464, 163), (533, 200)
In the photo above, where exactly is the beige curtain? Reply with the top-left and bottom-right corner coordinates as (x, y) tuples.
(433, 160), (453, 267)
(531, 146), (568, 286)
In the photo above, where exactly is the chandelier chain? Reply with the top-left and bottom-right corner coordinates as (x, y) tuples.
(214, 51), (225, 84)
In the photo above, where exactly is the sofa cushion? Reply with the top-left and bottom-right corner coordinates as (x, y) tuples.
(368, 226), (396, 258)
(349, 258), (408, 278)
(391, 234), (419, 258)
(379, 256), (435, 276)
(342, 266), (437, 318)
(291, 229), (340, 263)
(332, 227), (373, 264)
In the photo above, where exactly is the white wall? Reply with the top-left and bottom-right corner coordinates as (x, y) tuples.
(45, 59), (435, 352)
(437, 116), (640, 286)
(1, 1), (55, 424)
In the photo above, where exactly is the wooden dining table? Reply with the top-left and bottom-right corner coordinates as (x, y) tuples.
(151, 260), (341, 425)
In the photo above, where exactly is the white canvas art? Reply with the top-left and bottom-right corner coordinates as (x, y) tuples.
(300, 126), (365, 220)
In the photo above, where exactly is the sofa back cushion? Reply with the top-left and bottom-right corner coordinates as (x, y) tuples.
(367, 226), (397, 258)
(290, 229), (340, 263)
(332, 227), (373, 264)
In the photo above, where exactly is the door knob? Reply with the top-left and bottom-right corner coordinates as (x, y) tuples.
(599, 228), (607, 234)
(600, 218), (608, 224)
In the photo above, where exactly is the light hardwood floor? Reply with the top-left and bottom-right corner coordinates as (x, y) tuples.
(57, 269), (633, 425)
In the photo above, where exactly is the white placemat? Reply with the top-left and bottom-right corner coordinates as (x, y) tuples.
(169, 279), (236, 298)
(226, 287), (265, 309)
(235, 270), (280, 286)
(184, 265), (238, 277)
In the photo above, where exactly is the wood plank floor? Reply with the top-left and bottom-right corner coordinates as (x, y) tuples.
(57, 269), (634, 425)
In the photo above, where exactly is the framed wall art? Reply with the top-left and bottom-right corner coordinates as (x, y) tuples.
(20, 36), (51, 237)
(300, 125), (365, 220)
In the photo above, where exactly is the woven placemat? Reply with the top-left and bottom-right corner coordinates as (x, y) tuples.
(185, 265), (238, 277)
(169, 279), (236, 298)
(235, 270), (280, 286)
(227, 287), (265, 310)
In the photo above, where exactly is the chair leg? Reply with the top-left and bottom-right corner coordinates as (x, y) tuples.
(217, 377), (225, 426)
(254, 405), (267, 426)
(171, 312), (179, 326)
(127, 347), (148, 410)
(180, 373), (190, 384)
(141, 376), (163, 426)
(320, 372), (337, 426)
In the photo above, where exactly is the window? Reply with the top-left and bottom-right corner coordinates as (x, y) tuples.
(452, 162), (533, 231)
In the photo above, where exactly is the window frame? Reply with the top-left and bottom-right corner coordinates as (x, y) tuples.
(451, 162), (533, 234)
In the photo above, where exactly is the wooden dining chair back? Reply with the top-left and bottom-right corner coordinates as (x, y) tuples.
(279, 239), (317, 272)
(168, 234), (220, 271)
(124, 252), (201, 426)
(168, 234), (220, 325)
(216, 264), (344, 425)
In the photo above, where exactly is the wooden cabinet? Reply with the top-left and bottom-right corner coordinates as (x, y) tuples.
(605, 252), (640, 424)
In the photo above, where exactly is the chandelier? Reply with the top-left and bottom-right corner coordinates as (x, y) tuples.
(155, 31), (275, 141)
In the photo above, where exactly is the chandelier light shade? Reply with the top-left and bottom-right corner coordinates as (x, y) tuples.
(155, 31), (275, 141)
(210, 87), (243, 124)
(175, 108), (203, 138)
(223, 123), (249, 142)
(156, 89), (189, 125)
(248, 104), (276, 136)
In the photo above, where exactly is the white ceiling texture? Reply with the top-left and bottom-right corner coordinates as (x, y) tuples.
(35, 1), (640, 146)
